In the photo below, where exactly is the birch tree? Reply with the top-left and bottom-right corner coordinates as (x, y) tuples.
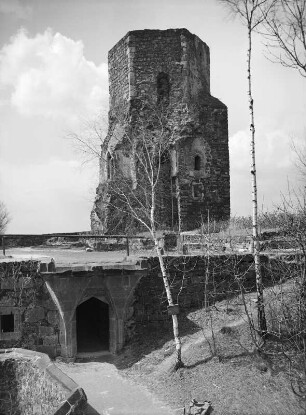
(67, 102), (183, 368)
(219, 0), (276, 337)
(102, 103), (184, 369)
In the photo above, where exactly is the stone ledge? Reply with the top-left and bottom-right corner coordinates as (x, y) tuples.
(0, 256), (55, 273)
(0, 348), (87, 414)
(52, 259), (148, 274)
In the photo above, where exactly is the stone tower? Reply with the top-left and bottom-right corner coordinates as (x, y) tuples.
(91, 29), (230, 233)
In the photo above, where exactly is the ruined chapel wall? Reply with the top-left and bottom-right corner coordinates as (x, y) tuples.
(93, 28), (230, 233)
(178, 102), (230, 229)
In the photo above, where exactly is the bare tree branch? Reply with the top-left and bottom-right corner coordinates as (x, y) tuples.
(64, 110), (108, 164)
(0, 202), (10, 234)
(261, 0), (306, 76)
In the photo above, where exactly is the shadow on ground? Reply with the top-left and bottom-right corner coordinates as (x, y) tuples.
(114, 311), (201, 370)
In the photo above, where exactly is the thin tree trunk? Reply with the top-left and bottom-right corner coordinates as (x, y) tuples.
(155, 244), (183, 369)
(176, 176), (182, 235)
(247, 24), (267, 337)
(151, 188), (183, 369)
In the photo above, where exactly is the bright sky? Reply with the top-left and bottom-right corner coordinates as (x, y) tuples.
(0, 0), (305, 233)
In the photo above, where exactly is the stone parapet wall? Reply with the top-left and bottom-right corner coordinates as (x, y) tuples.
(0, 254), (297, 357)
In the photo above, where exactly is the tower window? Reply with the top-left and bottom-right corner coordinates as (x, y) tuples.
(107, 152), (114, 179)
(194, 155), (201, 171)
(157, 72), (170, 104)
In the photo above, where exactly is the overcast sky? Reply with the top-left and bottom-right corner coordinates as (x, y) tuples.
(0, 0), (305, 233)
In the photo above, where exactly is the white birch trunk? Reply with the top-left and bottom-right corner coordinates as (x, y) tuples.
(155, 244), (183, 369)
(151, 190), (183, 369)
(247, 24), (267, 337)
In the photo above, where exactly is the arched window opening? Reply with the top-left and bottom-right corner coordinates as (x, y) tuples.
(157, 72), (170, 104)
(194, 155), (201, 171)
(107, 152), (113, 180)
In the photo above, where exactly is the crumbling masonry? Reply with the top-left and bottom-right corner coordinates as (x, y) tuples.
(92, 28), (230, 233)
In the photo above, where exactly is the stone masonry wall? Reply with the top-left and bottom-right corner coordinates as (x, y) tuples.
(129, 255), (268, 327)
(0, 261), (60, 357)
(108, 35), (129, 109)
(178, 99), (230, 229)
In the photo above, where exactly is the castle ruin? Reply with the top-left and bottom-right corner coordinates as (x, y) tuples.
(92, 28), (230, 233)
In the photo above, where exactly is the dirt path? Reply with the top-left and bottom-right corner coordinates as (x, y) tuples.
(56, 360), (177, 415)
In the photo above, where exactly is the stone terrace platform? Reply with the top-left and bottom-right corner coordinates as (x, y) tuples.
(3, 246), (133, 267)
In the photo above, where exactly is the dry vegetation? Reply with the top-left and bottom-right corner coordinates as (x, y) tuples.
(114, 279), (306, 414)
(0, 357), (67, 415)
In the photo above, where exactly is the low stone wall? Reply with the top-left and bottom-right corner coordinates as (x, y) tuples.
(0, 348), (86, 414)
(0, 253), (298, 357)
(0, 260), (61, 357)
(129, 254), (272, 327)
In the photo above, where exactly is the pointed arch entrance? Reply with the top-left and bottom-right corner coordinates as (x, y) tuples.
(76, 297), (109, 353)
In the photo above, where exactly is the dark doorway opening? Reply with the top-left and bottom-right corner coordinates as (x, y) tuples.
(76, 297), (109, 353)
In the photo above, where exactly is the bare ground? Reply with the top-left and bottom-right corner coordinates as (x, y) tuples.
(112, 282), (306, 415)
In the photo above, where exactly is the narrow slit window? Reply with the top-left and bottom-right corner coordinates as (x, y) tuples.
(107, 152), (113, 179)
(194, 155), (201, 171)
(1, 314), (14, 333)
(157, 72), (170, 104)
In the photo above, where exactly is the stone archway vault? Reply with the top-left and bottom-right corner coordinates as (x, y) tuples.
(43, 263), (147, 359)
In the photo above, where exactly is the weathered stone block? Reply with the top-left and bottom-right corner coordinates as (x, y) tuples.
(36, 344), (58, 358)
(44, 299), (58, 310)
(39, 263), (48, 273)
(48, 261), (56, 272)
(0, 279), (15, 289)
(43, 335), (58, 346)
(25, 307), (45, 323)
(47, 310), (59, 325)
(0, 295), (16, 306)
(39, 325), (54, 336)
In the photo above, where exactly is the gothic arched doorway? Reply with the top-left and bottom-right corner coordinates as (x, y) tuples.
(76, 297), (109, 353)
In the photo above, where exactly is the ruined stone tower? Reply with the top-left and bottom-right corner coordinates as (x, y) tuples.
(92, 29), (230, 233)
